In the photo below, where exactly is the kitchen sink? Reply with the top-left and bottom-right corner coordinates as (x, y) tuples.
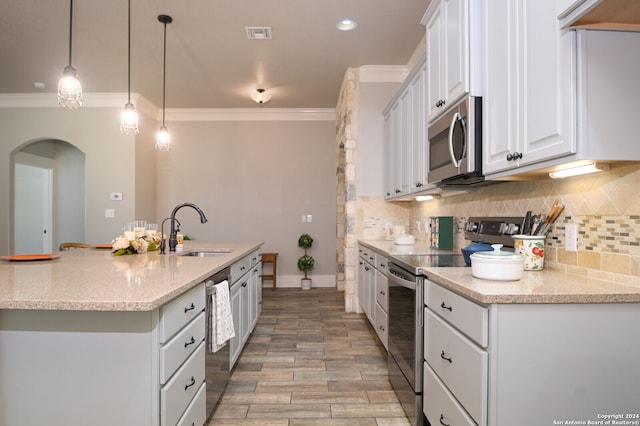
(179, 249), (233, 257)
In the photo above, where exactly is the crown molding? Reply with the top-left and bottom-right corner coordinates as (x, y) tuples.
(0, 93), (335, 121)
(358, 65), (409, 83)
(164, 108), (336, 122)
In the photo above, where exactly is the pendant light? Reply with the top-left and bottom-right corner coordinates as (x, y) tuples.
(58, 0), (83, 108)
(155, 14), (172, 152)
(120, 0), (139, 134)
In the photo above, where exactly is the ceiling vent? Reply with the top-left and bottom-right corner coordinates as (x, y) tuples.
(245, 26), (272, 40)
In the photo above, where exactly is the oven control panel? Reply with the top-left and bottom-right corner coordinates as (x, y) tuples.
(464, 217), (525, 247)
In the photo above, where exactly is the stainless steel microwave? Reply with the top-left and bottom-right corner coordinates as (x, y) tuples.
(427, 96), (484, 187)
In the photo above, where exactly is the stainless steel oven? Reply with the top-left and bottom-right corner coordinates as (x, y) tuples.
(387, 254), (468, 426)
(388, 261), (424, 426)
(428, 96), (483, 187)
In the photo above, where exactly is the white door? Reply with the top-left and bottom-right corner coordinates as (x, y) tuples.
(14, 162), (53, 254)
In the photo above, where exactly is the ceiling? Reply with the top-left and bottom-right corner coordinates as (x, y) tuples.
(0, 0), (429, 109)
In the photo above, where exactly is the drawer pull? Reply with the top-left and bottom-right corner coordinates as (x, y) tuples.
(184, 376), (196, 390)
(242, 281), (248, 287)
(379, 290), (385, 296)
(184, 336), (196, 348)
(440, 301), (452, 312)
(184, 303), (195, 313)
(379, 325), (385, 331)
(439, 414), (450, 426)
(440, 350), (452, 363)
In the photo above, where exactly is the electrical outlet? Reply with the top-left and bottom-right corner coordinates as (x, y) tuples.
(306, 214), (313, 222)
(301, 215), (307, 223)
(105, 209), (115, 218)
(565, 224), (578, 252)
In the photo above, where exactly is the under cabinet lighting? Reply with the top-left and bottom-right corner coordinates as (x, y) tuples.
(549, 162), (610, 179)
(416, 195), (440, 202)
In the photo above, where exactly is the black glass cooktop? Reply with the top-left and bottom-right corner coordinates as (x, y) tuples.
(391, 254), (468, 275)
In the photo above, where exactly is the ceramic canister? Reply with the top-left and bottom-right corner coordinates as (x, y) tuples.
(513, 235), (545, 270)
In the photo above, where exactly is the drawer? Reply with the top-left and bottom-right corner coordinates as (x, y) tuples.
(176, 382), (206, 426)
(160, 284), (206, 344)
(161, 341), (205, 426)
(160, 312), (205, 384)
(250, 248), (262, 268)
(425, 280), (488, 347)
(231, 255), (251, 283)
(377, 255), (388, 274)
(425, 308), (487, 425)
(374, 303), (388, 349)
(424, 362), (477, 426)
(375, 272), (388, 311)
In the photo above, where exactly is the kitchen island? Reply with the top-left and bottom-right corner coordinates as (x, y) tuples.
(360, 240), (640, 426)
(0, 241), (262, 426)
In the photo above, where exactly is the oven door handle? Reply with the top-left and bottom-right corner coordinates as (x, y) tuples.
(388, 270), (416, 290)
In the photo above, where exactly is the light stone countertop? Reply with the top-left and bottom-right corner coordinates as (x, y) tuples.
(360, 239), (640, 304)
(0, 241), (262, 311)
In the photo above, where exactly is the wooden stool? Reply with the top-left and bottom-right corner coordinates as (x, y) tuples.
(261, 253), (278, 290)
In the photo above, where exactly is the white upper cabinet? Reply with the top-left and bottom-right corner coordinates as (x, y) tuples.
(423, 0), (470, 123)
(482, 0), (576, 177)
(411, 61), (428, 192)
(383, 54), (435, 200)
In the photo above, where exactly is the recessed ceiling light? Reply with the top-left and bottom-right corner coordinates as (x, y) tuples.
(336, 19), (357, 31)
(33, 82), (46, 89)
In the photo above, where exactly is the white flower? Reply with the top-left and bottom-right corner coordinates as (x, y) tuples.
(112, 236), (130, 251)
(131, 238), (149, 254)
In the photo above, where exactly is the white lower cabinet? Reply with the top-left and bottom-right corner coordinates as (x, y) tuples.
(176, 382), (206, 426)
(357, 244), (389, 349)
(424, 362), (476, 426)
(424, 280), (640, 426)
(161, 342), (206, 426)
(229, 249), (262, 369)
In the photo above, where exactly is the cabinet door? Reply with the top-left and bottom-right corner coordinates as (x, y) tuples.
(397, 89), (412, 196)
(483, 0), (575, 176)
(426, 3), (444, 123)
(383, 112), (394, 199)
(410, 63), (429, 193)
(443, 0), (469, 107)
(229, 282), (242, 367)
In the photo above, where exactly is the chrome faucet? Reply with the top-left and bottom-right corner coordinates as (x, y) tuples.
(159, 202), (208, 254)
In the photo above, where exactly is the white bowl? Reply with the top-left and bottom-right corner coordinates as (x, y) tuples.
(470, 244), (525, 281)
(394, 234), (416, 245)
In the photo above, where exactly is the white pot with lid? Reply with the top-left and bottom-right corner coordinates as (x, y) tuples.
(470, 244), (525, 281)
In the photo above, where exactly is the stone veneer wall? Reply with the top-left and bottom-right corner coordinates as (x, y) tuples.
(335, 69), (357, 311)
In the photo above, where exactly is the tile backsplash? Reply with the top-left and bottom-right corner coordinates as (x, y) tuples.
(358, 164), (640, 284)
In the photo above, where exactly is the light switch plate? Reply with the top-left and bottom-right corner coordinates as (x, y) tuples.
(565, 224), (578, 252)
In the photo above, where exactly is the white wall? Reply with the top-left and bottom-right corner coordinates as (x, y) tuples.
(0, 96), (147, 254)
(155, 114), (337, 285)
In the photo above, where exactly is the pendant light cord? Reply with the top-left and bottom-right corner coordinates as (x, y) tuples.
(162, 19), (167, 126)
(68, 0), (74, 67)
(127, 0), (131, 104)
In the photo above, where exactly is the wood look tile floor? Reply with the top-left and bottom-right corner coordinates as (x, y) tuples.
(208, 288), (411, 426)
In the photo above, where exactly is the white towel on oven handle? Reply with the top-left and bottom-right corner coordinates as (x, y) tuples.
(210, 280), (235, 353)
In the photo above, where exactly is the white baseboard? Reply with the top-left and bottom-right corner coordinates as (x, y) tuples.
(263, 274), (336, 289)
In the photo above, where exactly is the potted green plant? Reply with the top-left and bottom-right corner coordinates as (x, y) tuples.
(297, 233), (314, 290)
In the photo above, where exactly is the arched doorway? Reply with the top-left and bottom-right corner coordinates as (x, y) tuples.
(12, 140), (86, 254)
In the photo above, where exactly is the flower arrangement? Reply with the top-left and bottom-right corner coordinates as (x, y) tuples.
(112, 233), (162, 256)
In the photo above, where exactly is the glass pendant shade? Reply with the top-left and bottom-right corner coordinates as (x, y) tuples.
(120, 103), (139, 134)
(155, 126), (171, 151)
(58, 66), (83, 109)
